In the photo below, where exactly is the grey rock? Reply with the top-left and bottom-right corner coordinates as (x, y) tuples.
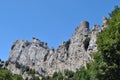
(102, 16), (108, 30)
(7, 21), (101, 78)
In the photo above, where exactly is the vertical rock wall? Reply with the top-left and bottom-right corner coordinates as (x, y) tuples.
(8, 21), (102, 77)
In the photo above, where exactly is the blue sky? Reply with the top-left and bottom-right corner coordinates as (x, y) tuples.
(0, 0), (119, 61)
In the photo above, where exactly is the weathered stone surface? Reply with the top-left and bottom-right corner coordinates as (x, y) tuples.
(102, 16), (108, 30)
(7, 21), (102, 79)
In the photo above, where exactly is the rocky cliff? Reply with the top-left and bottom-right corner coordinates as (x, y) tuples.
(7, 19), (107, 79)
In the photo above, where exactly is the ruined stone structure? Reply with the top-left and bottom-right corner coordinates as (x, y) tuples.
(7, 19), (107, 79)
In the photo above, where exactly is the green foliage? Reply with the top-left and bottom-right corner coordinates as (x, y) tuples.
(42, 72), (64, 80)
(73, 52), (105, 80)
(97, 6), (120, 80)
(64, 69), (74, 79)
(109, 6), (120, 17)
(12, 74), (23, 80)
(0, 69), (23, 80)
(21, 65), (40, 80)
(30, 75), (40, 80)
(52, 72), (64, 80)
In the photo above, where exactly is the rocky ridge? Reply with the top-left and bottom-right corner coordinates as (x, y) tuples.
(7, 17), (107, 79)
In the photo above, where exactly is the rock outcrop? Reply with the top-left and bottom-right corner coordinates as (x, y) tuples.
(7, 21), (102, 79)
(102, 16), (108, 30)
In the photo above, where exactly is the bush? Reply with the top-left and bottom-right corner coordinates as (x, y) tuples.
(64, 69), (74, 78)
(0, 69), (23, 80)
(97, 6), (120, 80)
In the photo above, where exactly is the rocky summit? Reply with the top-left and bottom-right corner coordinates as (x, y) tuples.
(7, 18), (107, 79)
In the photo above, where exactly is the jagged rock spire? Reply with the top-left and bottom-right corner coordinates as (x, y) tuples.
(102, 16), (108, 30)
(7, 20), (101, 79)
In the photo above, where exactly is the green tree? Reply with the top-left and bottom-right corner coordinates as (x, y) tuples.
(64, 69), (74, 79)
(0, 69), (23, 80)
(97, 6), (120, 80)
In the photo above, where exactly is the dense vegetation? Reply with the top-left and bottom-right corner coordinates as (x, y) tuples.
(42, 6), (120, 80)
(97, 6), (120, 80)
(0, 61), (23, 80)
(15, 62), (40, 80)
(0, 69), (23, 80)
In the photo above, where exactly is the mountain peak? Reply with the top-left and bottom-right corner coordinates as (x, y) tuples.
(7, 20), (102, 79)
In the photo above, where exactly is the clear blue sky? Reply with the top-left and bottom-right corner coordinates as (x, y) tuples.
(0, 0), (119, 61)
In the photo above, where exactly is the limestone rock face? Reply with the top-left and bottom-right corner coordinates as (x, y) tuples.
(68, 21), (90, 70)
(7, 21), (101, 77)
(102, 16), (108, 30)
